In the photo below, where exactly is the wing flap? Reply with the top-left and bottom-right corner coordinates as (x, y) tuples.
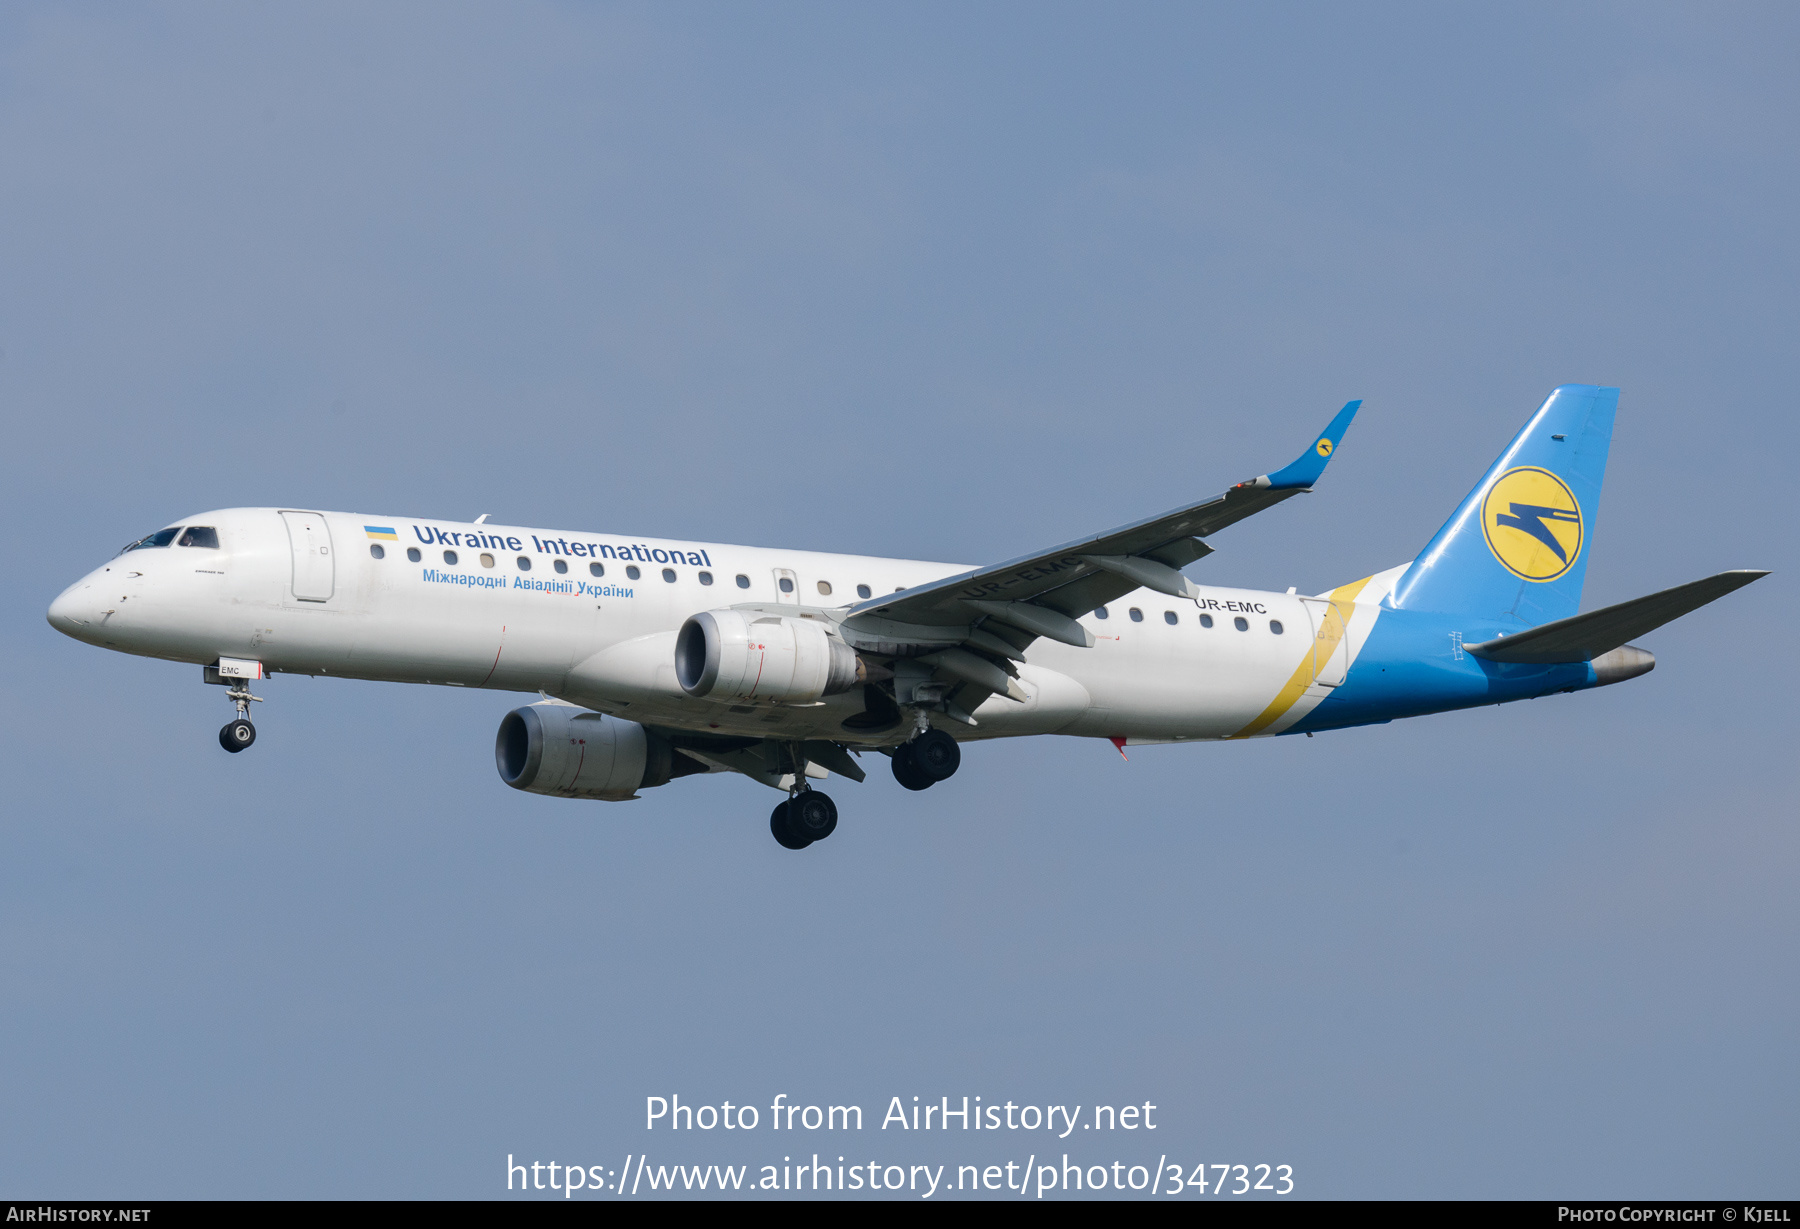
(799, 740), (867, 783)
(648, 729), (869, 788)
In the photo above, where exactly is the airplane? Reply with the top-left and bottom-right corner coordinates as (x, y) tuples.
(46, 385), (1765, 850)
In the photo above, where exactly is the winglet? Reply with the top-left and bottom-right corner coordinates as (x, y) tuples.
(1253, 400), (1362, 491)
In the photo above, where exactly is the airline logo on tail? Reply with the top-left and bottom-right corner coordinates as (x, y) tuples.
(1482, 466), (1583, 581)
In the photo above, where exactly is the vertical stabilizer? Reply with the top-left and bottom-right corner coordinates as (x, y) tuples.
(1390, 385), (1618, 626)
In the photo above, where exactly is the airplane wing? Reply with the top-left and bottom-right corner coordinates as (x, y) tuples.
(831, 400), (1362, 723)
(849, 400), (1360, 636)
(650, 728), (869, 790)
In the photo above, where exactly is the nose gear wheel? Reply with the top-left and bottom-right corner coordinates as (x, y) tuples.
(219, 719), (257, 753)
(211, 672), (264, 752)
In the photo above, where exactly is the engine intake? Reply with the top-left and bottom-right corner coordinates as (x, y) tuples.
(675, 610), (859, 704)
(495, 701), (691, 800)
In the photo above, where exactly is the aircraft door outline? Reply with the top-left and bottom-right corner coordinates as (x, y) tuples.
(281, 511), (335, 602)
(1300, 598), (1350, 687)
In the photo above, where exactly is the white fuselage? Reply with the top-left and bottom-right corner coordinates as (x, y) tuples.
(49, 507), (1387, 745)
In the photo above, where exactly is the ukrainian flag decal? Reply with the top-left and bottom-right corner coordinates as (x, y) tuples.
(1481, 467), (1582, 582)
(364, 526), (398, 540)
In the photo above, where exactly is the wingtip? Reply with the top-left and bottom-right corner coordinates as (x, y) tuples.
(1723, 568), (1772, 586)
(1261, 398), (1362, 489)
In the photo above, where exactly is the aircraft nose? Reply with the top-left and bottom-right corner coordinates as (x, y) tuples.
(47, 582), (94, 637)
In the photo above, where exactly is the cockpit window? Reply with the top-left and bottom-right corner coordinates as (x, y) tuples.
(177, 526), (220, 549)
(121, 527), (181, 553)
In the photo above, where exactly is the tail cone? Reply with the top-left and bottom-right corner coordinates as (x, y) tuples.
(1591, 644), (1654, 686)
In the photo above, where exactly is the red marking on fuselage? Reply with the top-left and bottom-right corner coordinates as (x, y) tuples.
(479, 625), (507, 687)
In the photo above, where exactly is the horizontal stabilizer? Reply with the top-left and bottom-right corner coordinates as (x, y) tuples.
(1464, 570), (1767, 664)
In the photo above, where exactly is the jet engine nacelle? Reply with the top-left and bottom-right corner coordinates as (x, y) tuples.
(495, 701), (684, 800)
(675, 609), (859, 704)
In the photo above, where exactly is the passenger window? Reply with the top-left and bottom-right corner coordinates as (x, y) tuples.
(177, 526), (219, 549)
(1200, 613), (1213, 628)
(1234, 616), (1249, 631)
(662, 568), (676, 582)
(589, 562), (604, 577)
(1094, 606), (1109, 619)
(736, 574), (751, 589)
(856, 584), (871, 599)
(516, 556), (531, 571)
(626, 565), (640, 580)
(779, 577), (795, 593)
(407, 547), (422, 563)
(554, 559), (568, 574)
(443, 550), (458, 565)
(121, 527), (181, 553)
(699, 571), (713, 585)
(1270, 620), (1284, 634)
(1129, 608), (1144, 622)
(480, 553), (495, 568)
(817, 580), (833, 596)
(1164, 611), (1178, 625)
(369, 544), (385, 560)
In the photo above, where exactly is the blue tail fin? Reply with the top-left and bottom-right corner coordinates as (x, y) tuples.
(1390, 385), (1618, 626)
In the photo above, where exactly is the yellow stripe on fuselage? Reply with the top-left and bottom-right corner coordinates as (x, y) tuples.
(1226, 575), (1373, 739)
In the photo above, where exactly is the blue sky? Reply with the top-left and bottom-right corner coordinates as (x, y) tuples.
(1, 2), (1793, 1198)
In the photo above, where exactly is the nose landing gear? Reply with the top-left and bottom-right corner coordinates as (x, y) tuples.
(217, 679), (263, 754)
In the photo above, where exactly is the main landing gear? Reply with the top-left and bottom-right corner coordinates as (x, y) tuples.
(765, 729), (961, 850)
(891, 728), (960, 791)
(770, 790), (838, 850)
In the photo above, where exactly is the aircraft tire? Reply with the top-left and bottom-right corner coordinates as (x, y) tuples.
(219, 720), (256, 753)
(770, 800), (812, 850)
(911, 729), (961, 781)
(891, 745), (935, 791)
(788, 791), (838, 842)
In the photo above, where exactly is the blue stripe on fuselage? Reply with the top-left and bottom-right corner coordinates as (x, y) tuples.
(1286, 606), (1596, 734)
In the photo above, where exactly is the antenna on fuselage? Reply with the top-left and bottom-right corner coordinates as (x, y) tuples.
(474, 514), (489, 524)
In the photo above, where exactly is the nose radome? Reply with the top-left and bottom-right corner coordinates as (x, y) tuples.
(47, 583), (92, 636)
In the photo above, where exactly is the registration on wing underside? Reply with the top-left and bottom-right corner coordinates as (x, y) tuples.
(956, 554), (1093, 601)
